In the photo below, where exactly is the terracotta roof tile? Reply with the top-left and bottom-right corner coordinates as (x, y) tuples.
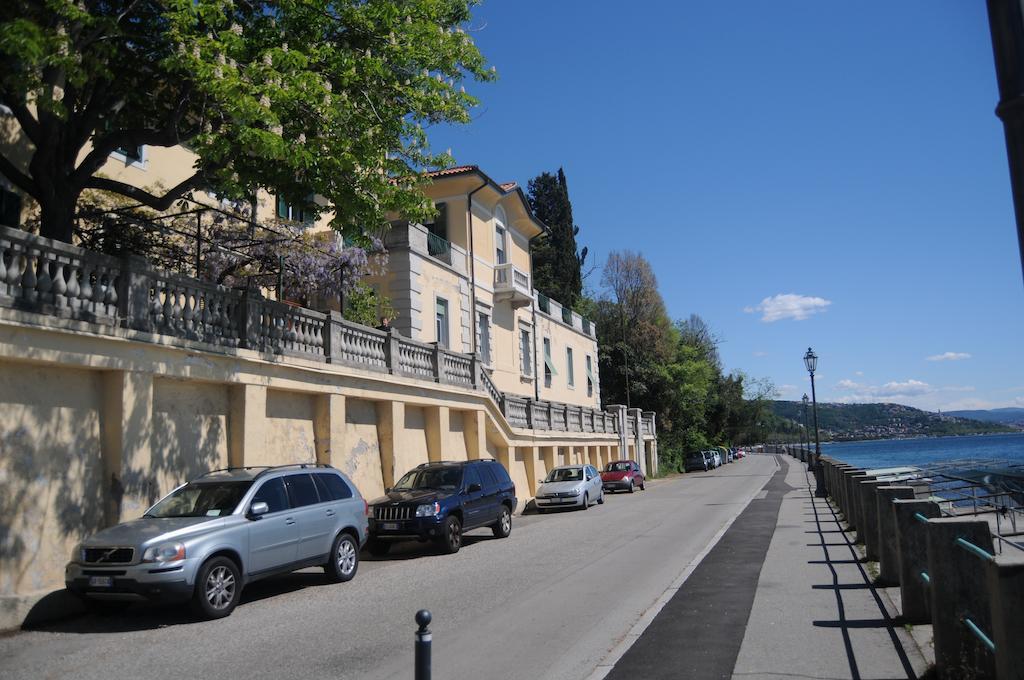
(424, 165), (478, 178)
(499, 182), (518, 191)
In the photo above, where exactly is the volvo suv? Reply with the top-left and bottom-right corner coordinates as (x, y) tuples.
(65, 464), (369, 619)
(366, 460), (516, 555)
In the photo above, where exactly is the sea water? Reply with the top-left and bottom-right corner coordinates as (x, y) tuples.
(822, 432), (1024, 470)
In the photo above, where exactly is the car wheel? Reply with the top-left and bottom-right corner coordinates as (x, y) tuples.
(597, 490), (605, 505)
(367, 538), (391, 557)
(581, 492), (589, 510)
(191, 556), (241, 620)
(325, 532), (359, 583)
(640, 480), (646, 491)
(492, 505), (512, 538)
(628, 480), (635, 494)
(440, 515), (462, 554)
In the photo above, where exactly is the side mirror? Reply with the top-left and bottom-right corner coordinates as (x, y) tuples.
(249, 501), (269, 519)
(385, 487), (392, 494)
(467, 482), (482, 493)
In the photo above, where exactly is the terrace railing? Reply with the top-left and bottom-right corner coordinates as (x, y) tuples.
(0, 224), (655, 439)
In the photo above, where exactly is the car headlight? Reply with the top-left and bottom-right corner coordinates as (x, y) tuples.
(142, 542), (186, 563)
(70, 543), (82, 563)
(415, 502), (441, 518)
(566, 489), (581, 496)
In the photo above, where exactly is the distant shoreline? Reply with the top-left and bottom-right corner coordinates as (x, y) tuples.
(822, 430), (1022, 446)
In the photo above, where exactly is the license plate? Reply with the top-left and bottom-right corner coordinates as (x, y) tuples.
(88, 576), (113, 588)
(381, 522), (399, 531)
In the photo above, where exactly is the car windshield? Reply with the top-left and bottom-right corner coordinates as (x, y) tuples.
(606, 462), (631, 472)
(394, 467), (463, 490)
(546, 468), (583, 483)
(145, 481), (253, 518)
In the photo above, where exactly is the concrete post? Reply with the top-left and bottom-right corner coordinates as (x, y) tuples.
(375, 400), (404, 489)
(875, 485), (916, 585)
(986, 553), (1024, 680)
(608, 404), (627, 459)
(541, 446), (556, 477)
(463, 410), (486, 460)
(101, 370), (155, 524)
(628, 408), (644, 472)
(522, 446), (540, 492)
(424, 405), (448, 462)
(117, 254), (153, 332)
(312, 393), (346, 466)
(858, 479), (888, 560)
(228, 383), (265, 469)
(836, 465), (857, 519)
(841, 469), (867, 530)
(852, 474), (878, 539)
(926, 518), (996, 680)
(892, 499), (942, 623)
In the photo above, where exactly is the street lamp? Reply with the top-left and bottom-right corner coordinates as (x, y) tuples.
(801, 393), (811, 467)
(803, 347), (826, 497)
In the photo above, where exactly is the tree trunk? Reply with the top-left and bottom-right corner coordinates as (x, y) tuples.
(37, 191), (78, 243)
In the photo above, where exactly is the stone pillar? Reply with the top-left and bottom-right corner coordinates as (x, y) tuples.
(628, 408), (643, 472)
(463, 409), (486, 460)
(541, 446), (556, 476)
(424, 405), (449, 462)
(875, 485), (915, 585)
(522, 446), (540, 492)
(926, 518), (996, 680)
(101, 370), (154, 524)
(987, 553), (1024, 680)
(852, 474), (877, 537)
(892, 499), (942, 623)
(857, 479), (886, 559)
(313, 393), (346, 466)
(375, 400), (404, 488)
(840, 468), (865, 527)
(495, 444), (511, 470)
(833, 465), (856, 520)
(607, 404), (627, 463)
(228, 383), (265, 469)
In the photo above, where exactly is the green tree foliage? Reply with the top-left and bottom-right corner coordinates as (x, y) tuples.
(589, 250), (775, 472)
(0, 0), (495, 242)
(527, 168), (586, 308)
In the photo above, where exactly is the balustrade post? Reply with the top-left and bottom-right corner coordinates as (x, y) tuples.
(384, 327), (401, 374)
(525, 399), (534, 429)
(117, 254), (153, 332)
(469, 354), (482, 389)
(433, 344), (446, 384)
(324, 310), (342, 363)
(238, 287), (264, 351)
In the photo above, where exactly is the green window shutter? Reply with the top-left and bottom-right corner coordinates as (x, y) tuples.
(276, 195), (289, 219)
(585, 358), (595, 382)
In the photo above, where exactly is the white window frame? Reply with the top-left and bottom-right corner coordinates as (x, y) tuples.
(585, 355), (594, 398)
(478, 311), (492, 366)
(566, 347), (575, 388)
(519, 327), (532, 378)
(495, 206), (508, 265)
(435, 297), (449, 349)
(110, 144), (146, 170)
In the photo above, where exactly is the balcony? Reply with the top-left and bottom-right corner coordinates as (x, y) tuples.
(494, 262), (532, 307)
(426, 231), (452, 265)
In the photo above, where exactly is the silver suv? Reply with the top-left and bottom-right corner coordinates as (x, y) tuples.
(65, 464), (369, 619)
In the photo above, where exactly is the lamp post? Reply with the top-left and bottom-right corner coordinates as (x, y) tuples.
(801, 393), (811, 467)
(803, 348), (826, 497)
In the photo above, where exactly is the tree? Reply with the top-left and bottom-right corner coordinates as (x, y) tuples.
(0, 0), (495, 242)
(528, 168), (586, 307)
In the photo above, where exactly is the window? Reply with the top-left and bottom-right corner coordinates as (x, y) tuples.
(586, 355), (594, 397)
(463, 465), (481, 491)
(115, 143), (144, 165)
(478, 464), (499, 489)
(313, 472), (353, 500)
(537, 294), (550, 314)
(424, 202), (448, 240)
(495, 206), (508, 265)
(253, 478), (290, 514)
(543, 337), (557, 388)
(478, 312), (492, 365)
(425, 202), (451, 263)
(276, 194), (315, 224)
(566, 347), (575, 387)
(520, 328), (532, 377)
(489, 462), (512, 485)
(284, 473), (320, 507)
(436, 298), (449, 348)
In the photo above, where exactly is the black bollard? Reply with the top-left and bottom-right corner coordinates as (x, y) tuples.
(415, 609), (432, 680)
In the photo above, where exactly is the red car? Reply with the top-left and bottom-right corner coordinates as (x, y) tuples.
(601, 460), (646, 493)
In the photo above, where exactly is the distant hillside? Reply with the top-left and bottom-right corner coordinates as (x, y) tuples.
(768, 401), (1018, 442)
(945, 407), (1024, 426)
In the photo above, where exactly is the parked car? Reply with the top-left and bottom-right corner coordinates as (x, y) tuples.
(65, 464), (369, 619)
(683, 451), (712, 473)
(600, 460), (646, 493)
(536, 464), (605, 511)
(366, 459), (516, 556)
(706, 450), (722, 468)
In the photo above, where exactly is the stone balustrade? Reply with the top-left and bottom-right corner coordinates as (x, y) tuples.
(0, 224), (657, 440)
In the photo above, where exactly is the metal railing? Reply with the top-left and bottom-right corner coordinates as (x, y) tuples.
(426, 232), (451, 265)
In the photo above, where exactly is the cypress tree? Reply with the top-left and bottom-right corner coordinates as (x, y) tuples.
(527, 168), (588, 308)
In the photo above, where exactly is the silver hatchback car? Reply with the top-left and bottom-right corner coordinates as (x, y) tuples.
(65, 464), (369, 619)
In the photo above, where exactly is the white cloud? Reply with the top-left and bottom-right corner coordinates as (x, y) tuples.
(744, 294), (831, 322)
(752, 351), (768, 357)
(832, 377), (980, 410)
(926, 352), (971, 362)
(854, 371), (864, 377)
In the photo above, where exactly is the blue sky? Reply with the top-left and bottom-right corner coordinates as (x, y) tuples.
(429, 1), (1024, 412)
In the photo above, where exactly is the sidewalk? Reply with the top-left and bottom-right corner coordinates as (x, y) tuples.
(731, 457), (931, 680)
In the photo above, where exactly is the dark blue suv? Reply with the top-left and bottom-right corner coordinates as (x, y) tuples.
(366, 460), (517, 555)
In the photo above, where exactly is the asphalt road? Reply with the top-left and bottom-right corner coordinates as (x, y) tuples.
(0, 456), (778, 680)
